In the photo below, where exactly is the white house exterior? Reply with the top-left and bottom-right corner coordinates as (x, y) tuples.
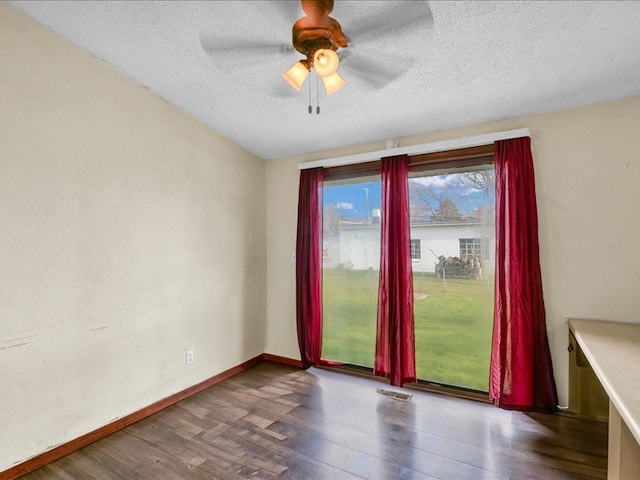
(323, 221), (494, 274)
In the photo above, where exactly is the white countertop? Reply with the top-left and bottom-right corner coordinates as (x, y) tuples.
(568, 319), (640, 445)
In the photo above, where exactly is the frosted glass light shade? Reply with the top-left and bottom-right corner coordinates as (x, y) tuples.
(322, 72), (346, 95)
(313, 49), (340, 77)
(282, 61), (310, 91)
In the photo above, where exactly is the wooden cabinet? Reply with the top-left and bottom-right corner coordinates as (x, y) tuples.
(568, 330), (609, 420)
(568, 319), (640, 480)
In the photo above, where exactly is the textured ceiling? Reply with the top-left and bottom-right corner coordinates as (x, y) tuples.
(7, 0), (640, 160)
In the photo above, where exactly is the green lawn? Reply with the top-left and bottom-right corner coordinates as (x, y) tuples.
(322, 269), (494, 391)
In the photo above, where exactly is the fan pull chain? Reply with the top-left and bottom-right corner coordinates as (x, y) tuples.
(308, 75), (312, 114)
(316, 74), (320, 114)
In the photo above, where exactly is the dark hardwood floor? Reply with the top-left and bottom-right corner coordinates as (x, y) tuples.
(20, 362), (607, 479)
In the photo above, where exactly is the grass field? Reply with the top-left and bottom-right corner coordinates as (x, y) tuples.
(322, 269), (494, 391)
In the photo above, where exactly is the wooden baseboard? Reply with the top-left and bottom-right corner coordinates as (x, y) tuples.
(261, 353), (304, 368)
(0, 354), (264, 480)
(556, 409), (609, 423)
(262, 353), (302, 368)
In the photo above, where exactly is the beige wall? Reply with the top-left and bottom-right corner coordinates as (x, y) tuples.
(0, 4), (266, 471)
(3, 0), (640, 471)
(265, 95), (640, 407)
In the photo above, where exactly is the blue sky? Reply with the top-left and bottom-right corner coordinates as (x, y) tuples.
(323, 181), (381, 221)
(324, 171), (494, 221)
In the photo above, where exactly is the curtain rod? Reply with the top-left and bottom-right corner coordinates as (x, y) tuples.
(297, 127), (531, 170)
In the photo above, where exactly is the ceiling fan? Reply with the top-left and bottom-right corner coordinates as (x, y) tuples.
(282, 0), (350, 96)
(200, 1), (433, 106)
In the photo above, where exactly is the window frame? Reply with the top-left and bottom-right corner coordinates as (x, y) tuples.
(323, 144), (495, 181)
(321, 143), (496, 400)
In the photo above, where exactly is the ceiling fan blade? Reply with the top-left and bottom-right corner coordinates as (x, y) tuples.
(345, 1), (433, 46)
(200, 35), (294, 56)
(270, 0), (304, 26)
(201, 36), (298, 75)
(269, 82), (301, 99)
(340, 50), (413, 89)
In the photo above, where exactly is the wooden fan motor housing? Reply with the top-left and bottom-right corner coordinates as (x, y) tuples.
(292, 0), (349, 63)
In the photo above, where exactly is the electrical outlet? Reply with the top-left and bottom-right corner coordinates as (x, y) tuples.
(186, 349), (194, 365)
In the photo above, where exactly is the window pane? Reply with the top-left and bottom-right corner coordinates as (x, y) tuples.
(459, 238), (486, 259)
(322, 176), (381, 367)
(411, 239), (421, 259)
(409, 166), (495, 391)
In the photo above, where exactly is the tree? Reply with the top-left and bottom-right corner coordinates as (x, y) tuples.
(409, 180), (450, 222)
(409, 178), (462, 222)
(409, 169), (494, 223)
(461, 170), (495, 193)
(432, 197), (462, 222)
(460, 170), (495, 221)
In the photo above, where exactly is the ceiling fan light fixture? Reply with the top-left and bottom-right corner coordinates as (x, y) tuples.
(283, 60), (310, 91)
(313, 48), (340, 77)
(322, 71), (346, 95)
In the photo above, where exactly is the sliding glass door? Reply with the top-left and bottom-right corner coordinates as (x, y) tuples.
(321, 175), (380, 367)
(409, 166), (495, 391)
(320, 160), (495, 392)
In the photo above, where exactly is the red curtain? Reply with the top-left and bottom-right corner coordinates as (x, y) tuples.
(295, 168), (323, 368)
(374, 155), (416, 386)
(490, 137), (558, 412)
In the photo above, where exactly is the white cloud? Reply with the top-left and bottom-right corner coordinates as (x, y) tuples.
(410, 175), (457, 188)
(411, 174), (485, 195)
(336, 202), (354, 210)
